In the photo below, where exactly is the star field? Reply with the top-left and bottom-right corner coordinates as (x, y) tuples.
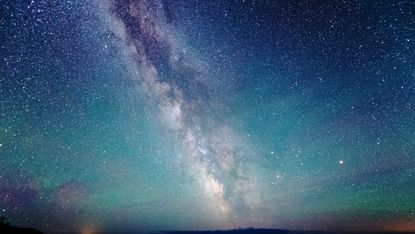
(1, 1), (415, 233)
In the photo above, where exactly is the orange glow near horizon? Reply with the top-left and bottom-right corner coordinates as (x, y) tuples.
(384, 218), (415, 232)
(79, 225), (97, 234)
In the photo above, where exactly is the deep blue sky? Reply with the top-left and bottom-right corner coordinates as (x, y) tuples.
(1, 1), (414, 233)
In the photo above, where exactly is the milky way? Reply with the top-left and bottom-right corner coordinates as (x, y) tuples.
(105, 0), (264, 226)
(1, 0), (415, 233)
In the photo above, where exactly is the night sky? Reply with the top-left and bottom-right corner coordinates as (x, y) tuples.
(1, 0), (415, 233)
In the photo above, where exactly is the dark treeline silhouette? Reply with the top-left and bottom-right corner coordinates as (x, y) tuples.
(0, 216), (44, 234)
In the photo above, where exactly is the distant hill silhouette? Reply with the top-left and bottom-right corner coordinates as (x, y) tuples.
(0, 216), (44, 234)
(162, 228), (291, 234)
(160, 228), (415, 234)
